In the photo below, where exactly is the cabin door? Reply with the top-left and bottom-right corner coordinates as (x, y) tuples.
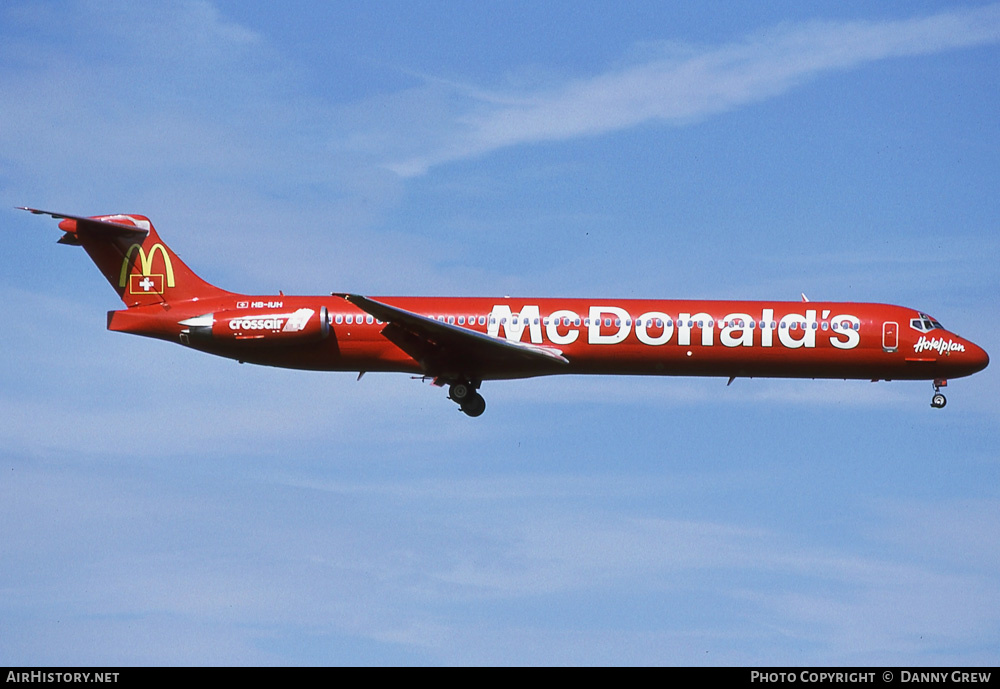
(882, 321), (898, 353)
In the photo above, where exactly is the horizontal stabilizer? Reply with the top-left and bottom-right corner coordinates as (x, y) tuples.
(19, 207), (149, 238)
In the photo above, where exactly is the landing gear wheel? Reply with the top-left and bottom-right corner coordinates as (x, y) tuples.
(449, 382), (471, 403)
(460, 392), (486, 417)
(931, 393), (947, 409)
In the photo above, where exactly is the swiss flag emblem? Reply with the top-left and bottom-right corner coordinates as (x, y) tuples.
(130, 273), (164, 294)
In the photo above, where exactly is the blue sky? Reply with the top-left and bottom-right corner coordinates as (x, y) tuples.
(1, 1), (998, 665)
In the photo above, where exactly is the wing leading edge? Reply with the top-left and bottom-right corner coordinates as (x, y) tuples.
(335, 293), (569, 381)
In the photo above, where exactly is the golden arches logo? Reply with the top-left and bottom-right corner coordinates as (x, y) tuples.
(120, 243), (175, 294)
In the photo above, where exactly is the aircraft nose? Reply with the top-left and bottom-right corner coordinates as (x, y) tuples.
(967, 340), (989, 374)
(934, 333), (989, 378)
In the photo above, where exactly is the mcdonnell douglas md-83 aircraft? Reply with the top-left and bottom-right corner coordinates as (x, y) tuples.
(23, 208), (989, 416)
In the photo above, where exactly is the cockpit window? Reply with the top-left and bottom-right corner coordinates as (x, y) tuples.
(909, 312), (943, 333)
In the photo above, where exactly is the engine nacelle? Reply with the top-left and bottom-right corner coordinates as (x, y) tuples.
(180, 306), (329, 346)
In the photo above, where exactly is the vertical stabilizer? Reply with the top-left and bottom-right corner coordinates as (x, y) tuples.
(22, 208), (231, 307)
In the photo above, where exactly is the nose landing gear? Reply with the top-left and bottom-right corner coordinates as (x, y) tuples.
(449, 380), (486, 417)
(931, 379), (947, 409)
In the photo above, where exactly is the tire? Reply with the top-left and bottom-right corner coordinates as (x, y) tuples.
(461, 392), (486, 417)
(450, 382), (470, 403)
(931, 393), (947, 408)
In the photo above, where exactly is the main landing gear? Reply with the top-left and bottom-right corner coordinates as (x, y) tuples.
(931, 379), (947, 409)
(449, 380), (486, 417)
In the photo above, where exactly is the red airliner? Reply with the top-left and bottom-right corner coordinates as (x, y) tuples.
(23, 208), (988, 416)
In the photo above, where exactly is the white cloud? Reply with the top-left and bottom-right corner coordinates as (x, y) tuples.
(383, 5), (1000, 176)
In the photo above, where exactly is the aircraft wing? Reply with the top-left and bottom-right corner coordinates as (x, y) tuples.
(336, 293), (569, 379)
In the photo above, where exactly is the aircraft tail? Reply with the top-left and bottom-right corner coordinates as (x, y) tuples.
(21, 208), (231, 307)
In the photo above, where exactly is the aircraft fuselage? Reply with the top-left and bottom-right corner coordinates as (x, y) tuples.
(110, 294), (989, 383)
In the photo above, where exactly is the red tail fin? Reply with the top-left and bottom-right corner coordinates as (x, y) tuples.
(22, 208), (231, 306)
